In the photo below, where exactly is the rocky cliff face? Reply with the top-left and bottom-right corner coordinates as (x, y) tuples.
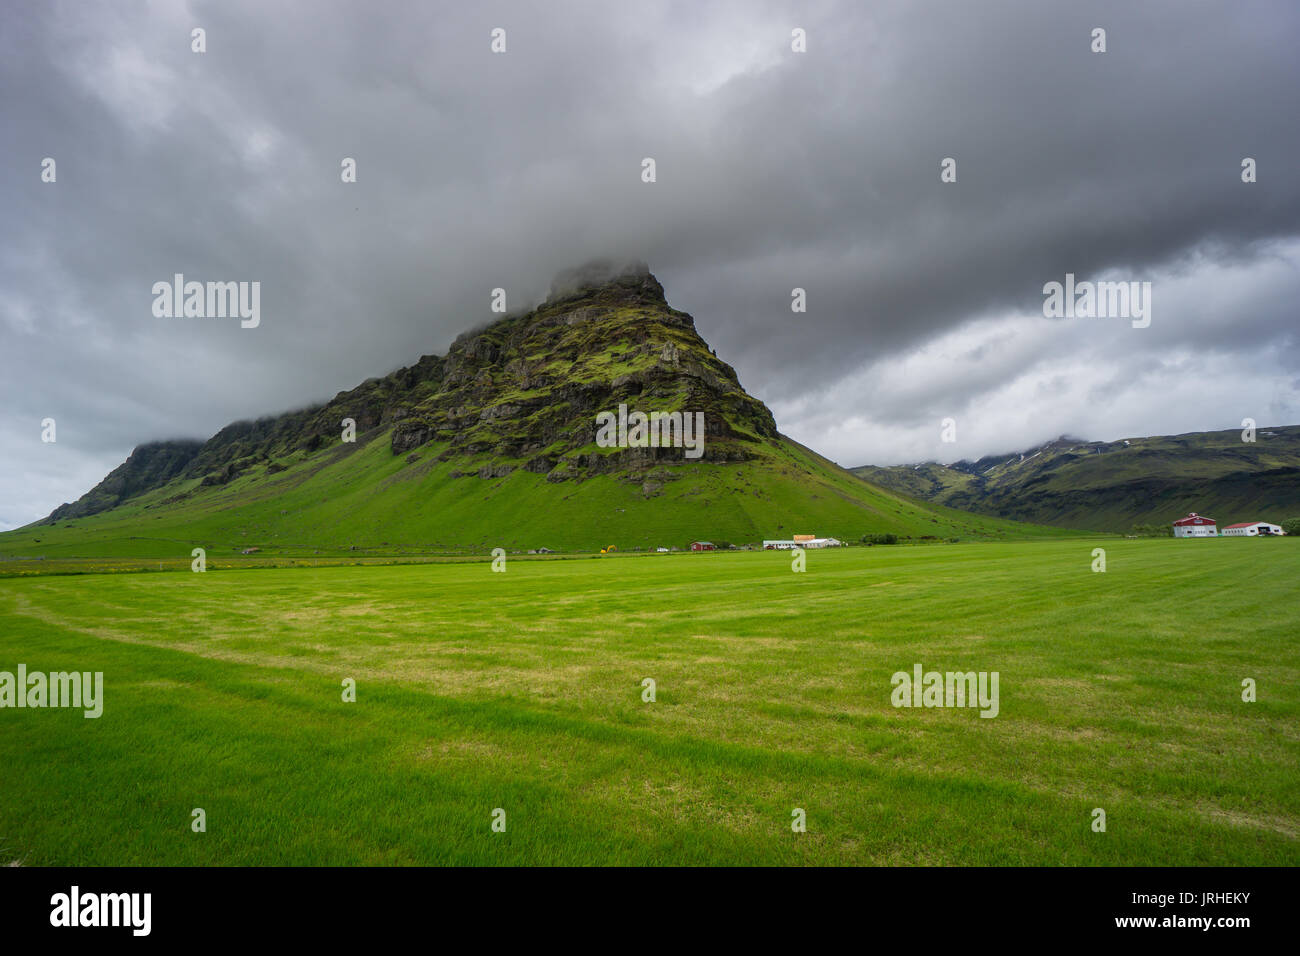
(388, 259), (777, 479)
(45, 260), (780, 521)
(48, 440), (203, 521)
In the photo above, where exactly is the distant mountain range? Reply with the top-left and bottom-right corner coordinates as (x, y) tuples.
(2, 261), (1065, 558)
(851, 426), (1300, 533)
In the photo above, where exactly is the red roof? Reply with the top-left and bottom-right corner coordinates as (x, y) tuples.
(1172, 513), (1216, 526)
(1223, 522), (1265, 529)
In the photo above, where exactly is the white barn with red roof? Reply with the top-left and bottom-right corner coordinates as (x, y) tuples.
(1221, 521), (1284, 537)
(1172, 513), (1217, 537)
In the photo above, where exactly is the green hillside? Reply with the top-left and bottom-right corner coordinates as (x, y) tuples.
(853, 427), (1300, 534)
(0, 430), (1067, 559)
(2, 261), (1071, 559)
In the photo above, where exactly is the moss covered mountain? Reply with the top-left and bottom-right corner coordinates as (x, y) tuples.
(9, 261), (1065, 557)
(852, 426), (1300, 534)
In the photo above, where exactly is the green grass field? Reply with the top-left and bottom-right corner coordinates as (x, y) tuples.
(1, 538), (1296, 865)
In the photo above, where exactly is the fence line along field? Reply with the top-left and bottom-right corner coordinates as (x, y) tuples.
(1, 538), (1296, 865)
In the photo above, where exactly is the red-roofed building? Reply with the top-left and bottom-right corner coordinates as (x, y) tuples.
(1221, 521), (1284, 536)
(1172, 513), (1217, 537)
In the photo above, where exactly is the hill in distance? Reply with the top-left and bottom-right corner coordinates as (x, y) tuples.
(852, 426), (1300, 534)
(3, 260), (1070, 559)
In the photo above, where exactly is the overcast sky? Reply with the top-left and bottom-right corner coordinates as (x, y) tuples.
(3, 0), (1299, 530)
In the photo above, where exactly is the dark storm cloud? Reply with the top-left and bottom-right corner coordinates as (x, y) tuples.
(2, 0), (1299, 526)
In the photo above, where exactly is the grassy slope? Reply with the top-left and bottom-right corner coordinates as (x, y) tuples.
(1, 431), (1073, 559)
(853, 425), (1300, 533)
(1, 539), (1296, 865)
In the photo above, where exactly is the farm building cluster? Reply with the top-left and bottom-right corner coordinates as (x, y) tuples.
(686, 534), (845, 552)
(1172, 513), (1285, 537)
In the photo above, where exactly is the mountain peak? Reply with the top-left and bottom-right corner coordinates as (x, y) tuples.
(43, 263), (778, 524)
(546, 258), (663, 307)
